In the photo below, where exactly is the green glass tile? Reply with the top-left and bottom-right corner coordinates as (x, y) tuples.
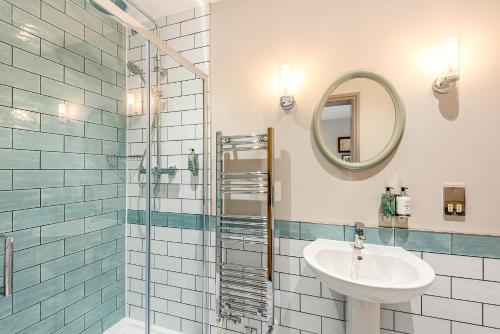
(0, 41), (12, 65)
(275, 220), (300, 239)
(13, 276), (64, 312)
(13, 48), (63, 80)
(17, 310), (64, 334)
(102, 82), (124, 101)
(13, 205), (64, 230)
(41, 3), (83, 39)
(0, 211), (12, 233)
(43, 0), (65, 11)
(0, 295), (12, 319)
(13, 170), (63, 189)
(85, 298), (115, 328)
(102, 52), (125, 74)
(13, 265), (40, 293)
(85, 92), (117, 114)
(41, 285), (84, 319)
(0, 189), (39, 212)
(0, 62), (39, 93)
(85, 59), (116, 85)
(102, 306), (125, 331)
(65, 230), (101, 255)
(64, 291), (101, 323)
(0, 84), (12, 107)
(101, 251), (124, 272)
(65, 170), (101, 187)
(52, 317), (84, 334)
(102, 111), (125, 129)
(41, 151), (84, 169)
(103, 197), (125, 214)
(85, 270), (116, 297)
(0, 127), (12, 148)
(117, 128), (126, 142)
(66, 1), (102, 33)
(85, 184), (117, 201)
(66, 200), (102, 220)
(83, 154), (111, 170)
(41, 77), (84, 104)
(6, 227), (39, 250)
(41, 186), (84, 206)
(102, 169), (126, 184)
(85, 27), (117, 56)
(85, 240), (116, 264)
(395, 229), (451, 254)
(13, 129), (64, 151)
(300, 222), (344, 241)
(65, 34), (101, 63)
(65, 67), (101, 94)
(85, 123), (118, 141)
(115, 237), (124, 252)
(0, 106), (40, 131)
(0, 0), (11, 24)
(13, 88), (61, 116)
(0, 149), (40, 169)
(41, 219), (84, 244)
(66, 102), (102, 123)
(81, 321), (101, 334)
(127, 210), (144, 225)
(116, 73), (125, 89)
(85, 213), (117, 233)
(13, 0), (40, 17)
(0, 304), (40, 334)
(101, 225), (123, 243)
(65, 262), (100, 289)
(65, 136), (101, 154)
(452, 234), (500, 259)
(41, 114), (84, 137)
(0, 19), (40, 54)
(102, 24), (124, 47)
(168, 212), (201, 229)
(14, 240), (64, 272)
(41, 39), (84, 72)
(41, 252), (84, 281)
(13, 7), (64, 47)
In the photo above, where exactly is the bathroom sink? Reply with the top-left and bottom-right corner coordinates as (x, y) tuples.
(303, 238), (435, 334)
(303, 238), (435, 303)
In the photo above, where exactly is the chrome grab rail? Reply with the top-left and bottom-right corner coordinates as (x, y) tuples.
(0, 235), (13, 297)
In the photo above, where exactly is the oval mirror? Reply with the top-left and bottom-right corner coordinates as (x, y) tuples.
(313, 71), (405, 170)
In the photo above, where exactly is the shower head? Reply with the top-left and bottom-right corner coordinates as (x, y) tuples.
(127, 61), (146, 84)
(88, 0), (127, 16)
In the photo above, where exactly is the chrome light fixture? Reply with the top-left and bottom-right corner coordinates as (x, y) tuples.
(279, 65), (295, 111)
(432, 36), (460, 94)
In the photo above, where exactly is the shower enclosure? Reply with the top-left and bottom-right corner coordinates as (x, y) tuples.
(0, 0), (209, 333)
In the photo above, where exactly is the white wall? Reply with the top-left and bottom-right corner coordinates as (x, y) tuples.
(211, 0), (500, 235)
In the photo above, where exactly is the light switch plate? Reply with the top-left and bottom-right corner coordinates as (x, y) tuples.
(443, 182), (466, 220)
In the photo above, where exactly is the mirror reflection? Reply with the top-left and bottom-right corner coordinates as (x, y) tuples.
(319, 78), (395, 162)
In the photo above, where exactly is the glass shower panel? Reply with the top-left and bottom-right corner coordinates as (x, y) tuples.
(146, 46), (206, 334)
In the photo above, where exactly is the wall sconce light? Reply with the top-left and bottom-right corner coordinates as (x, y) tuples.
(279, 64), (295, 111)
(58, 103), (67, 118)
(433, 36), (460, 94)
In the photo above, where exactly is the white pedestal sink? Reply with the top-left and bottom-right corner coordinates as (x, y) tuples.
(303, 239), (435, 334)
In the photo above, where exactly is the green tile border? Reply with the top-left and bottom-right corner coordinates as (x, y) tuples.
(127, 210), (500, 259)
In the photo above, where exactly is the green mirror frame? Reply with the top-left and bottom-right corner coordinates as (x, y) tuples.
(313, 71), (406, 171)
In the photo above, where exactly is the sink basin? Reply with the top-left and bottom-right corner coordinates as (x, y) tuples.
(303, 239), (435, 334)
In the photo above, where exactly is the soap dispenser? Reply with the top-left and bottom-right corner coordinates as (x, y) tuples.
(188, 149), (199, 176)
(396, 187), (411, 217)
(381, 187), (396, 217)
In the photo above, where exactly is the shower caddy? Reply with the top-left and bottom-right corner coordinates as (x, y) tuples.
(215, 128), (275, 333)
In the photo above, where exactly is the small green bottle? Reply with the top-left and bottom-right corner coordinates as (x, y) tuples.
(381, 187), (396, 217)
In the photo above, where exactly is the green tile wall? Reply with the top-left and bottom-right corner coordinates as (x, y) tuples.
(0, 1), (126, 333)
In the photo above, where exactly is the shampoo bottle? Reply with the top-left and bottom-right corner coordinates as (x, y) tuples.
(396, 187), (411, 217)
(381, 187), (396, 217)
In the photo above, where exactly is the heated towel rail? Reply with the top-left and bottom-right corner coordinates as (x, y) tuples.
(216, 128), (275, 332)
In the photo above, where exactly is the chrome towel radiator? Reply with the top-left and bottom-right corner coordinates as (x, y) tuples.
(216, 128), (275, 332)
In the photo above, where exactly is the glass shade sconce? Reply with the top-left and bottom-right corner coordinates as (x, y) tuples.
(279, 64), (295, 111)
(127, 92), (141, 115)
(432, 36), (460, 94)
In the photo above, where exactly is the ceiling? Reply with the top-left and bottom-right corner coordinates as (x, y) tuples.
(133, 0), (216, 19)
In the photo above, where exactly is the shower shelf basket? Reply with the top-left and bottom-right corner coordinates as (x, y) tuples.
(215, 128), (275, 333)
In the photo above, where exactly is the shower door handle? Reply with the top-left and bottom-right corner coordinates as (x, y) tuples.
(0, 235), (13, 297)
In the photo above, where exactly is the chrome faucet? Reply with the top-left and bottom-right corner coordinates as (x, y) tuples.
(353, 222), (366, 249)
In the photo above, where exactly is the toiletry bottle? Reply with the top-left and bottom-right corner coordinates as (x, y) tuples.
(396, 187), (411, 217)
(188, 149), (199, 176)
(381, 187), (396, 217)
